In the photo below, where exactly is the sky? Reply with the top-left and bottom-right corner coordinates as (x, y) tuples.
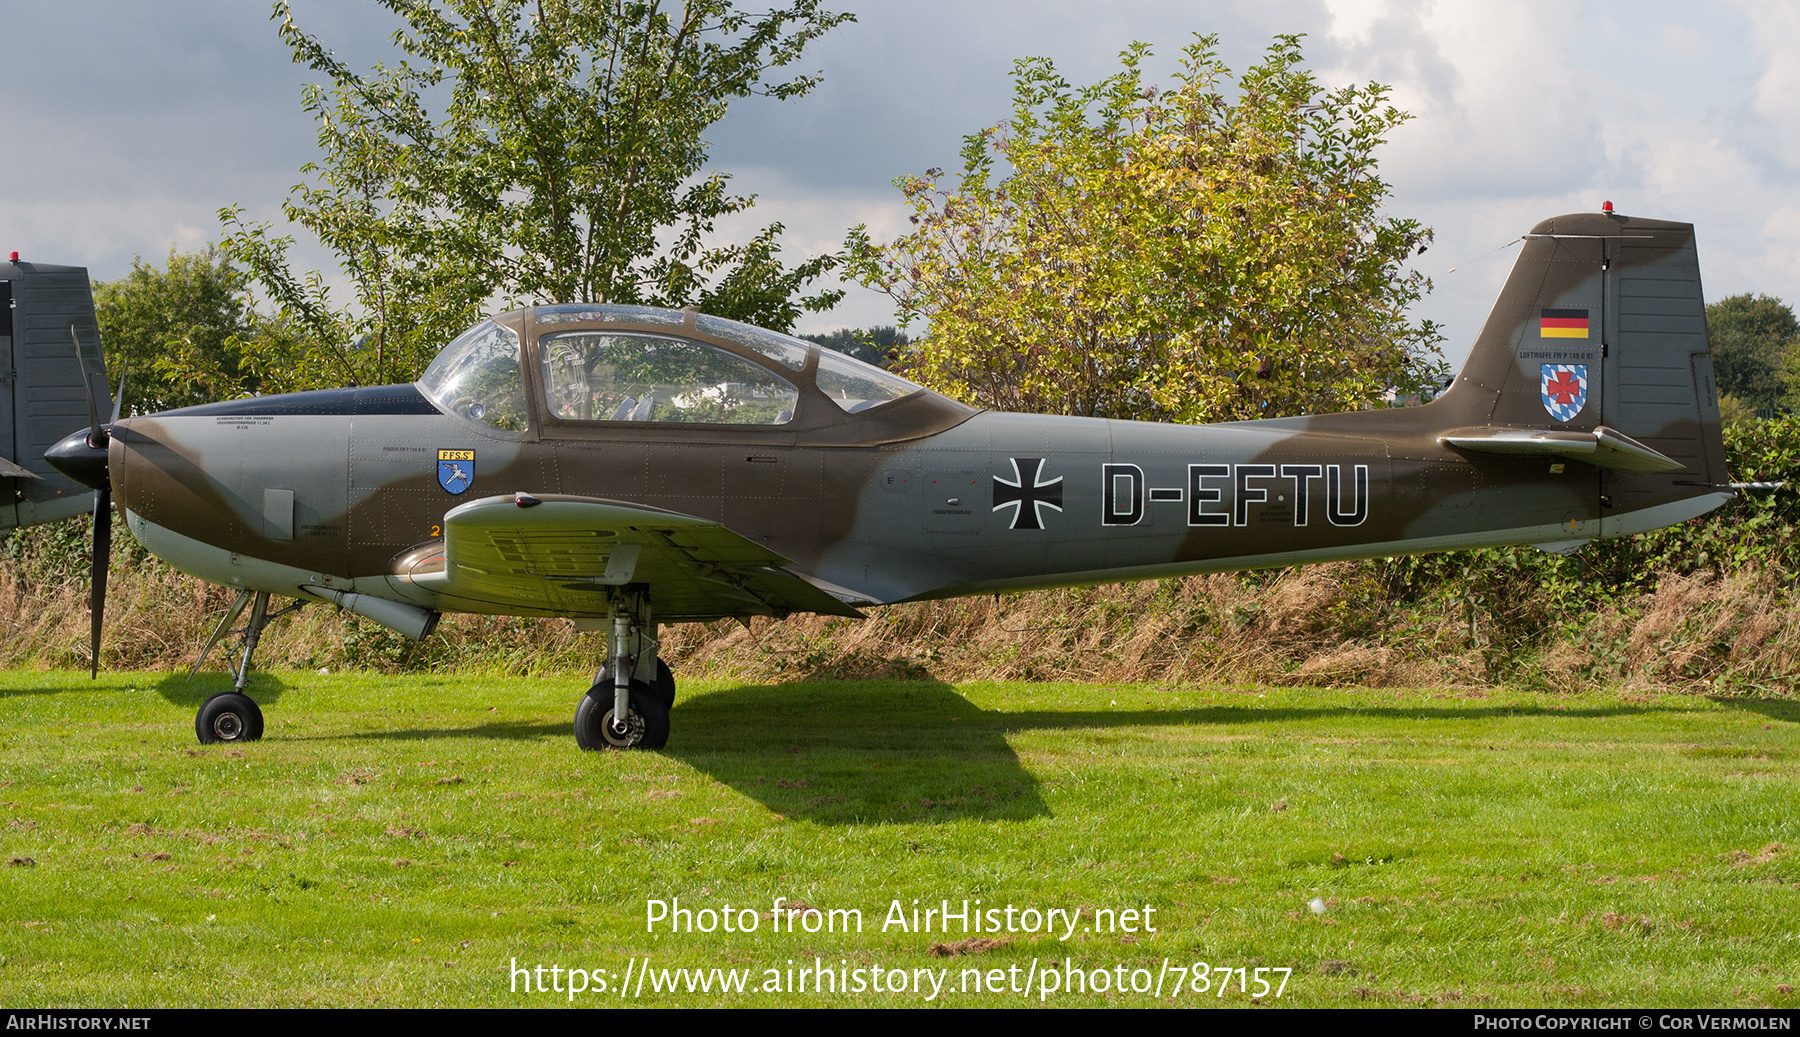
(3, 0), (1798, 371)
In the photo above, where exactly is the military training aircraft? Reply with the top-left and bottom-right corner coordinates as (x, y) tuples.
(15, 209), (1733, 750)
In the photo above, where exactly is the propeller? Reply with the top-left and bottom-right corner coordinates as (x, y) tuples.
(88, 483), (109, 679)
(45, 327), (125, 678)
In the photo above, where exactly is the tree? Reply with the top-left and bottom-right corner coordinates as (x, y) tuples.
(1705, 293), (1797, 413)
(846, 35), (1445, 424)
(92, 247), (255, 413)
(222, 0), (852, 394)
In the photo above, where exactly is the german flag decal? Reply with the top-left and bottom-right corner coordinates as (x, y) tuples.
(1540, 308), (1590, 338)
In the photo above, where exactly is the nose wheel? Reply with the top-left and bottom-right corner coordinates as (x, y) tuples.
(196, 692), (264, 744)
(187, 589), (303, 745)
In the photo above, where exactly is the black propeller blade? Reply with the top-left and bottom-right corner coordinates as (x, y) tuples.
(52, 327), (124, 679)
(89, 486), (110, 679)
(92, 360), (128, 677)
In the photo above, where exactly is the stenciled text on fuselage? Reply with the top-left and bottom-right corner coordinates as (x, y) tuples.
(1099, 462), (1369, 528)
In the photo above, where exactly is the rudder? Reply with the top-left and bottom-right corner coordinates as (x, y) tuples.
(0, 254), (107, 528)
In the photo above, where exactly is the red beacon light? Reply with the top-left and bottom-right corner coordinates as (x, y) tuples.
(1601, 200), (1614, 214)
(7, 251), (16, 262)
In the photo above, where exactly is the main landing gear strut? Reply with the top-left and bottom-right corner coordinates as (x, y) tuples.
(573, 587), (672, 750)
(189, 590), (302, 745)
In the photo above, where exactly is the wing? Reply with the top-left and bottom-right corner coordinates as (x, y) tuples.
(394, 493), (863, 621)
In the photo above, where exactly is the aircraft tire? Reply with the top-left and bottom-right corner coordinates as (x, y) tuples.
(574, 684), (669, 751)
(195, 693), (264, 745)
(595, 660), (676, 712)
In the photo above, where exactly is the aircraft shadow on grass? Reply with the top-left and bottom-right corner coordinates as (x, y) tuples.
(0, 671), (296, 704)
(0, 677), (144, 699)
(666, 679), (1051, 826)
(1717, 697), (1800, 725)
(155, 670), (290, 708)
(271, 676), (1050, 824)
(992, 700), (1692, 729)
(665, 684), (1748, 825)
(327, 718), (569, 742)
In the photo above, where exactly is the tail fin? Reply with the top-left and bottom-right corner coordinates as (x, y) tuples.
(1432, 211), (1731, 532)
(0, 255), (107, 528)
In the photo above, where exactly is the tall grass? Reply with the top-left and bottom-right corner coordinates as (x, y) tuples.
(2, 536), (1793, 695)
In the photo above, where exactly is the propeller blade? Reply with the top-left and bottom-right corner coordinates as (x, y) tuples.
(69, 325), (102, 446)
(110, 357), (128, 424)
(88, 487), (111, 679)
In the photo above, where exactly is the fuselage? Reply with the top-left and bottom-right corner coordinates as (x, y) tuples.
(106, 379), (1721, 622)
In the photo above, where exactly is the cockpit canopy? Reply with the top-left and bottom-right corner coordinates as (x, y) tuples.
(416, 305), (927, 432)
(416, 319), (530, 431)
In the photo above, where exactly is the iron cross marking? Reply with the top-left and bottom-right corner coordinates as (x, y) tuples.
(992, 457), (1064, 530)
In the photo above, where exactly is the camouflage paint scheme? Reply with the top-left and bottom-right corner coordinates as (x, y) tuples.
(100, 213), (1730, 636)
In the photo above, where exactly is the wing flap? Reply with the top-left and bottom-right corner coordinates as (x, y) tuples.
(402, 493), (862, 620)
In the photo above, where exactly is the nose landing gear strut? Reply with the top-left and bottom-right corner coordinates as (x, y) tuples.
(188, 590), (303, 745)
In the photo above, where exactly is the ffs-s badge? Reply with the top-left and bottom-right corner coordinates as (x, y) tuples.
(438, 448), (475, 495)
(992, 457), (1064, 530)
(1541, 364), (1588, 422)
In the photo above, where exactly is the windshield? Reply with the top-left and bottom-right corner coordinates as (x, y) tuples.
(693, 312), (924, 412)
(416, 319), (529, 431)
(814, 347), (924, 413)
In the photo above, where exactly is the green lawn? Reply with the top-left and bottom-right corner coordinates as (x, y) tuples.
(0, 669), (1795, 1007)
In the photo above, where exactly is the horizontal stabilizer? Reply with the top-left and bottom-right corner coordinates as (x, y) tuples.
(0, 457), (41, 480)
(1442, 426), (1685, 473)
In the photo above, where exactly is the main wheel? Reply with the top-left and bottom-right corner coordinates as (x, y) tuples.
(195, 692), (264, 744)
(596, 658), (675, 712)
(574, 684), (669, 751)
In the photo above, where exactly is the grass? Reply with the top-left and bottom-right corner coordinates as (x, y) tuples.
(0, 669), (1796, 1007)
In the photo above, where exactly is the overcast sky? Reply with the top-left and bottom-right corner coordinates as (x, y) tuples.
(4, 0), (1798, 371)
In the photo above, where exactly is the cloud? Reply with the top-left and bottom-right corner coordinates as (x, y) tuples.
(4, 0), (1798, 354)
(1660, 24), (1711, 59)
(1284, 0), (1800, 365)
(1322, 1), (1610, 202)
(1724, 0), (1800, 174)
(1323, 0), (1388, 42)
(708, 0), (1312, 192)
(0, 0), (399, 281)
